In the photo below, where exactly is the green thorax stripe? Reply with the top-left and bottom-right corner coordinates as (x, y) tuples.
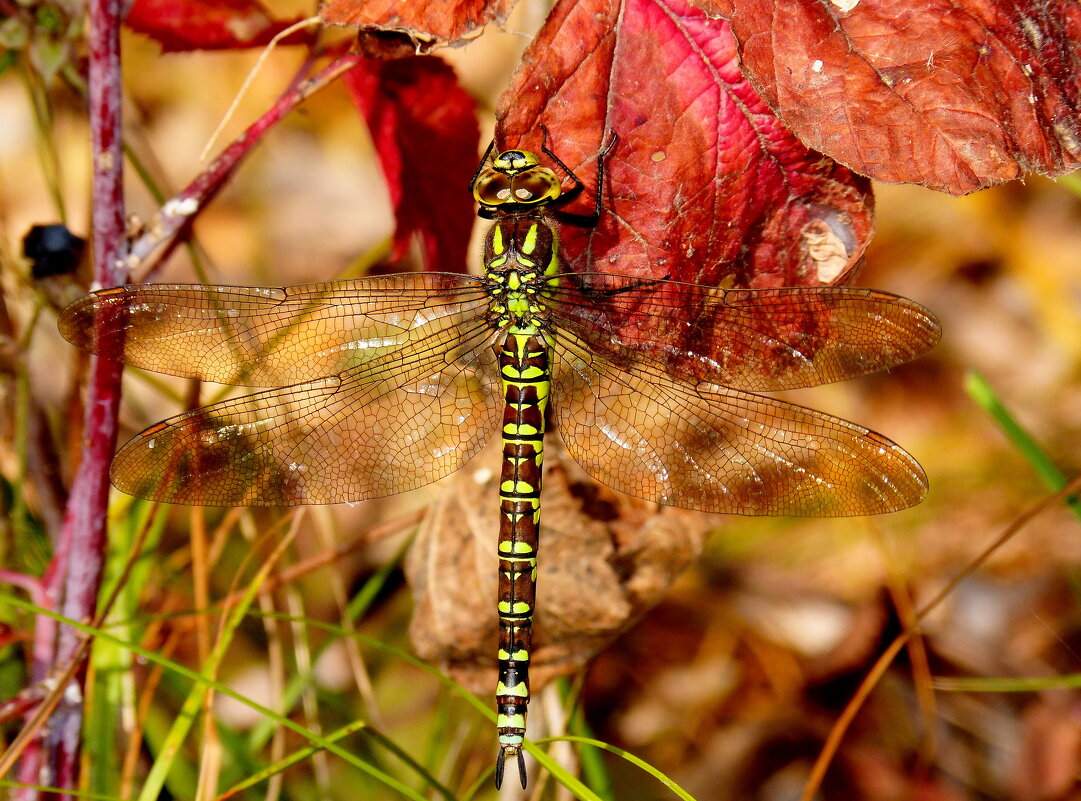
(484, 218), (560, 279)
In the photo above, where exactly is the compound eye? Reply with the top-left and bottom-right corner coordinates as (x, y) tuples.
(473, 171), (513, 206)
(509, 170), (561, 204)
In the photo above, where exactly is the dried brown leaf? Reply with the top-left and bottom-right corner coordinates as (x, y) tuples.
(701, 0), (1081, 194)
(405, 442), (708, 692)
(321, 0), (517, 47)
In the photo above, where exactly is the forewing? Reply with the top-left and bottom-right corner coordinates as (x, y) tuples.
(111, 317), (502, 506)
(551, 331), (927, 516)
(546, 275), (940, 391)
(58, 274), (489, 386)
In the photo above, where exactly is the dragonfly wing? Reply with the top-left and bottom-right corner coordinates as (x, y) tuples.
(551, 330), (927, 516)
(111, 318), (502, 506)
(59, 274), (489, 386)
(546, 276), (940, 391)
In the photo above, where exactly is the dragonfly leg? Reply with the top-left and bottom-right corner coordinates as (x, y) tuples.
(469, 138), (498, 194)
(569, 271), (673, 297)
(546, 127), (620, 228)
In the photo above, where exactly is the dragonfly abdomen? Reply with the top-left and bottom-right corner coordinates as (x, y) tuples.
(494, 326), (550, 781)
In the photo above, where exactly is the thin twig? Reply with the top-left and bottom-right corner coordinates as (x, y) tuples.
(217, 508), (424, 609)
(126, 51), (365, 280)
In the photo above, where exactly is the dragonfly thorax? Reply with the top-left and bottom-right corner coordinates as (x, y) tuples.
(486, 267), (551, 331)
(483, 217), (559, 330)
(484, 218), (559, 274)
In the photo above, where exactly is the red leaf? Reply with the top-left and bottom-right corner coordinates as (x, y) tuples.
(702, 0), (1081, 195)
(496, 0), (873, 289)
(344, 57), (479, 272)
(321, 0), (517, 46)
(125, 0), (310, 52)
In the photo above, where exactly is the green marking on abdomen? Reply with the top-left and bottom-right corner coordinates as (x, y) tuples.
(493, 319), (551, 774)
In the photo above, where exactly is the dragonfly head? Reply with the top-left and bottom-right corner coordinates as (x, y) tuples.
(493, 149), (539, 174)
(473, 149), (562, 212)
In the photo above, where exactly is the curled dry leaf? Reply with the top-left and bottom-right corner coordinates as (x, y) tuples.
(496, 0), (874, 290)
(321, 0), (517, 48)
(702, 0), (1081, 195)
(405, 441), (708, 692)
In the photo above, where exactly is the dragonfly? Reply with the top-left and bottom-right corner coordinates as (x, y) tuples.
(59, 130), (940, 789)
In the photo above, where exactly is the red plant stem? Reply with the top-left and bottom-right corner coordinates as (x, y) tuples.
(24, 0), (127, 795)
(130, 51), (364, 278)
